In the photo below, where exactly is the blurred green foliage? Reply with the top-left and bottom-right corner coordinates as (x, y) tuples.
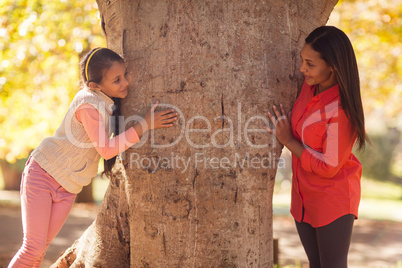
(0, 0), (105, 162)
(329, 0), (402, 119)
(355, 128), (400, 182)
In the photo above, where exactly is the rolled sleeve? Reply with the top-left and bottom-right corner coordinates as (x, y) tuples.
(300, 109), (356, 178)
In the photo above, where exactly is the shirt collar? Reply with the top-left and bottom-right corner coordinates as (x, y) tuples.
(311, 84), (340, 105)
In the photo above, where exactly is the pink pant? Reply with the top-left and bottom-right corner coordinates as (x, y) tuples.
(8, 157), (76, 268)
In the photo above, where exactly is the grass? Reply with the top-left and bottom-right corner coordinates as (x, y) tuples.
(361, 177), (402, 200)
(275, 260), (302, 268)
(359, 178), (402, 221)
(359, 198), (402, 221)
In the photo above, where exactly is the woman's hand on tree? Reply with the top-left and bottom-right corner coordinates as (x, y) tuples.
(263, 104), (294, 147)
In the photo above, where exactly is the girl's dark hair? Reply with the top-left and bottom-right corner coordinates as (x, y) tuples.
(305, 26), (370, 151)
(80, 48), (125, 178)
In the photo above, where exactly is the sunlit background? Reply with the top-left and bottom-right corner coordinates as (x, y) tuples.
(0, 0), (401, 267)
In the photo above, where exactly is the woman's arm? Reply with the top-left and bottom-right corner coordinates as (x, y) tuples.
(264, 104), (357, 178)
(299, 109), (356, 177)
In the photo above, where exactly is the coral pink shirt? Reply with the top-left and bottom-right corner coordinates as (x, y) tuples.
(290, 81), (362, 227)
(75, 103), (139, 160)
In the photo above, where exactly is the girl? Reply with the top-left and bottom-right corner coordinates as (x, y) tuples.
(9, 48), (177, 267)
(264, 26), (369, 268)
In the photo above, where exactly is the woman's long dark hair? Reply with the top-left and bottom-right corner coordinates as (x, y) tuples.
(305, 26), (370, 151)
(80, 48), (125, 178)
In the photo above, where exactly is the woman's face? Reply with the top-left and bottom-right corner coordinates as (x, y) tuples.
(95, 61), (129, 99)
(299, 43), (337, 92)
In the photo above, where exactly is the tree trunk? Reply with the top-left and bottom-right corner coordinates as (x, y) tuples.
(75, 182), (94, 203)
(0, 159), (25, 191)
(52, 1), (337, 267)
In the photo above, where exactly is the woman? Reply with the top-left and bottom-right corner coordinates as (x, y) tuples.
(264, 26), (369, 268)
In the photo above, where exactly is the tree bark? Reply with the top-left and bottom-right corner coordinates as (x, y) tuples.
(53, 1), (337, 267)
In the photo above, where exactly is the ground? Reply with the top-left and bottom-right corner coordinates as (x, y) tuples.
(0, 190), (401, 268)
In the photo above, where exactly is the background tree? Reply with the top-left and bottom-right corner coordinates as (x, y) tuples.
(52, 1), (337, 267)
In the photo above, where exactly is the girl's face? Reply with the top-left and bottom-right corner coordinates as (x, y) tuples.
(95, 61), (129, 99)
(299, 43), (337, 92)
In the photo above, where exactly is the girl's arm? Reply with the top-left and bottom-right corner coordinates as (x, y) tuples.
(76, 102), (177, 160)
(76, 103), (139, 160)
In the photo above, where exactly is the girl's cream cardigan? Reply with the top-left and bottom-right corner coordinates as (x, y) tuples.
(31, 88), (114, 194)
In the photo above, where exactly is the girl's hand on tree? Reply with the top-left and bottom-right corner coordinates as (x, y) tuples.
(263, 104), (294, 147)
(144, 101), (178, 130)
(134, 101), (177, 137)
